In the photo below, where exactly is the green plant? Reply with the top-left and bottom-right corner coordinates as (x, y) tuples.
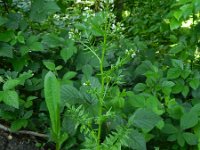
(1, 0), (200, 149)
(44, 71), (68, 150)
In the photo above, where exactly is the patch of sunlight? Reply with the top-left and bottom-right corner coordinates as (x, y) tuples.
(181, 19), (193, 28)
(75, 0), (94, 5)
(122, 10), (130, 18)
(194, 48), (200, 60)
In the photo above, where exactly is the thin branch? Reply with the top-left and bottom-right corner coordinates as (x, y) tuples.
(79, 41), (101, 63)
(0, 123), (48, 138)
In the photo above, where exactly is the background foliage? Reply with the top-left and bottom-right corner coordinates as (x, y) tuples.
(1, 0), (200, 149)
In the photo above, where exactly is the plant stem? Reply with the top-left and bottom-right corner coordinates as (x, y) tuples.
(56, 143), (60, 150)
(97, 11), (108, 150)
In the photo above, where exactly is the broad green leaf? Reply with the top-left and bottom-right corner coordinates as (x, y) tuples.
(43, 61), (55, 71)
(162, 123), (178, 134)
(30, 0), (60, 22)
(173, 10), (182, 20)
(145, 96), (164, 115)
(167, 99), (184, 119)
(5, 13), (21, 30)
(181, 86), (189, 98)
(169, 43), (184, 54)
(82, 64), (93, 76)
(134, 83), (146, 92)
(181, 69), (191, 79)
(183, 132), (198, 145)
(3, 79), (20, 90)
(3, 90), (19, 109)
(61, 85), (83, 105)
(60, 47), (74, 62)
(180, 111), (198, 130)
(171, 59), (183, 69)
(161, 81), (175, 95)
(11, 119), (28, 131)
(44, 71), (60, 135)
(18, 70), (33, 84)
(0, 16), (7, 26)
(0, 43), (13, 58)
(127, 129), (146, 150)
(60, 40), (77, 62)
(126, 92), (145, 108)
(189, 78), (200, 90)
(177, 133), (185, 147)
(42, 33), (64, 48)
(129, 108), (162, 132)
(17, 35), (25, 44)
(170, 17), (181, 30)
(63, 71), (77, 80)
(167, 68), (181, 79)
(167, 134), (177, 142)
(180, 4), (193, 19)
(172, 79), (184, 94)
(0, 31), (15, 42)
(162, 81), (175, 88)
(29, 42), (44, 51)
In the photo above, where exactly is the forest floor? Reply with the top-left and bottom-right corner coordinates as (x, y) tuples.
(0, 130), (54, 150)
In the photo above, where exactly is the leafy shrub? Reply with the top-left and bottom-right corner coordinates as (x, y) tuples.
(0, 0), (200, 150)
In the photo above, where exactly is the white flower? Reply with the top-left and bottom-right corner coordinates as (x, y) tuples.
(76, 0), (81, 3)
(131, 53), (136, 58)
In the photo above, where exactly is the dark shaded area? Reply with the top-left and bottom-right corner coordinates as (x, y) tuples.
(0, 130), (40, 150)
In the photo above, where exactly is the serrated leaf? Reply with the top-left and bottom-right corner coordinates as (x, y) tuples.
(126, 92), (145, 108)
(11, 119), (28, 131)
(162, 81), (175, 88)
(127, 130), (146, 150)
(162, 123), (178, 134)
(180, 111), (198, 130)
(189, 78), (200, 90)
(167, 68), (181, 79)
(3, 79), (20, 90)
(171, 59), (183, 69)
(134, 83), (146, 92)
(169, 43), (184, 54)
(0, 30), (15, 42)
(29, 42), (44, 51)
(181, 86), (189, 98)
(3, 90), (19, 109)
(60, 40), (77, 62)
(129, 108), (162, 132)
(42, 33), (64, 48)
(172, 79), (184, 94)
(61, 85), (83, 105)
(43, 61), (55, 71)
(0, 43), (13, 58)
(30, 0), (60, 22)
(183, 132), (198, 145)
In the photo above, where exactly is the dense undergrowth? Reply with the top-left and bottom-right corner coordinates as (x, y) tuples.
(1, 0), (200, 149)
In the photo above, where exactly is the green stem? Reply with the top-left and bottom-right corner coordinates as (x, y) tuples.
(56, 142), (60, 150)
(97, 12), (108, 150)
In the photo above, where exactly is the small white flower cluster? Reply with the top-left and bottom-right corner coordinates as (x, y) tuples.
(82, 80), (91, 86)
(68, 28), (81, 39)
(125, 49), (136, 58)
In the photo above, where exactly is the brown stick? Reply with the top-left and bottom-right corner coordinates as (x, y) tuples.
(0, 123), (48, 138)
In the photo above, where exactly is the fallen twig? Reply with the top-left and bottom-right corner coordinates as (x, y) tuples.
(0, 123), (49, 138)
